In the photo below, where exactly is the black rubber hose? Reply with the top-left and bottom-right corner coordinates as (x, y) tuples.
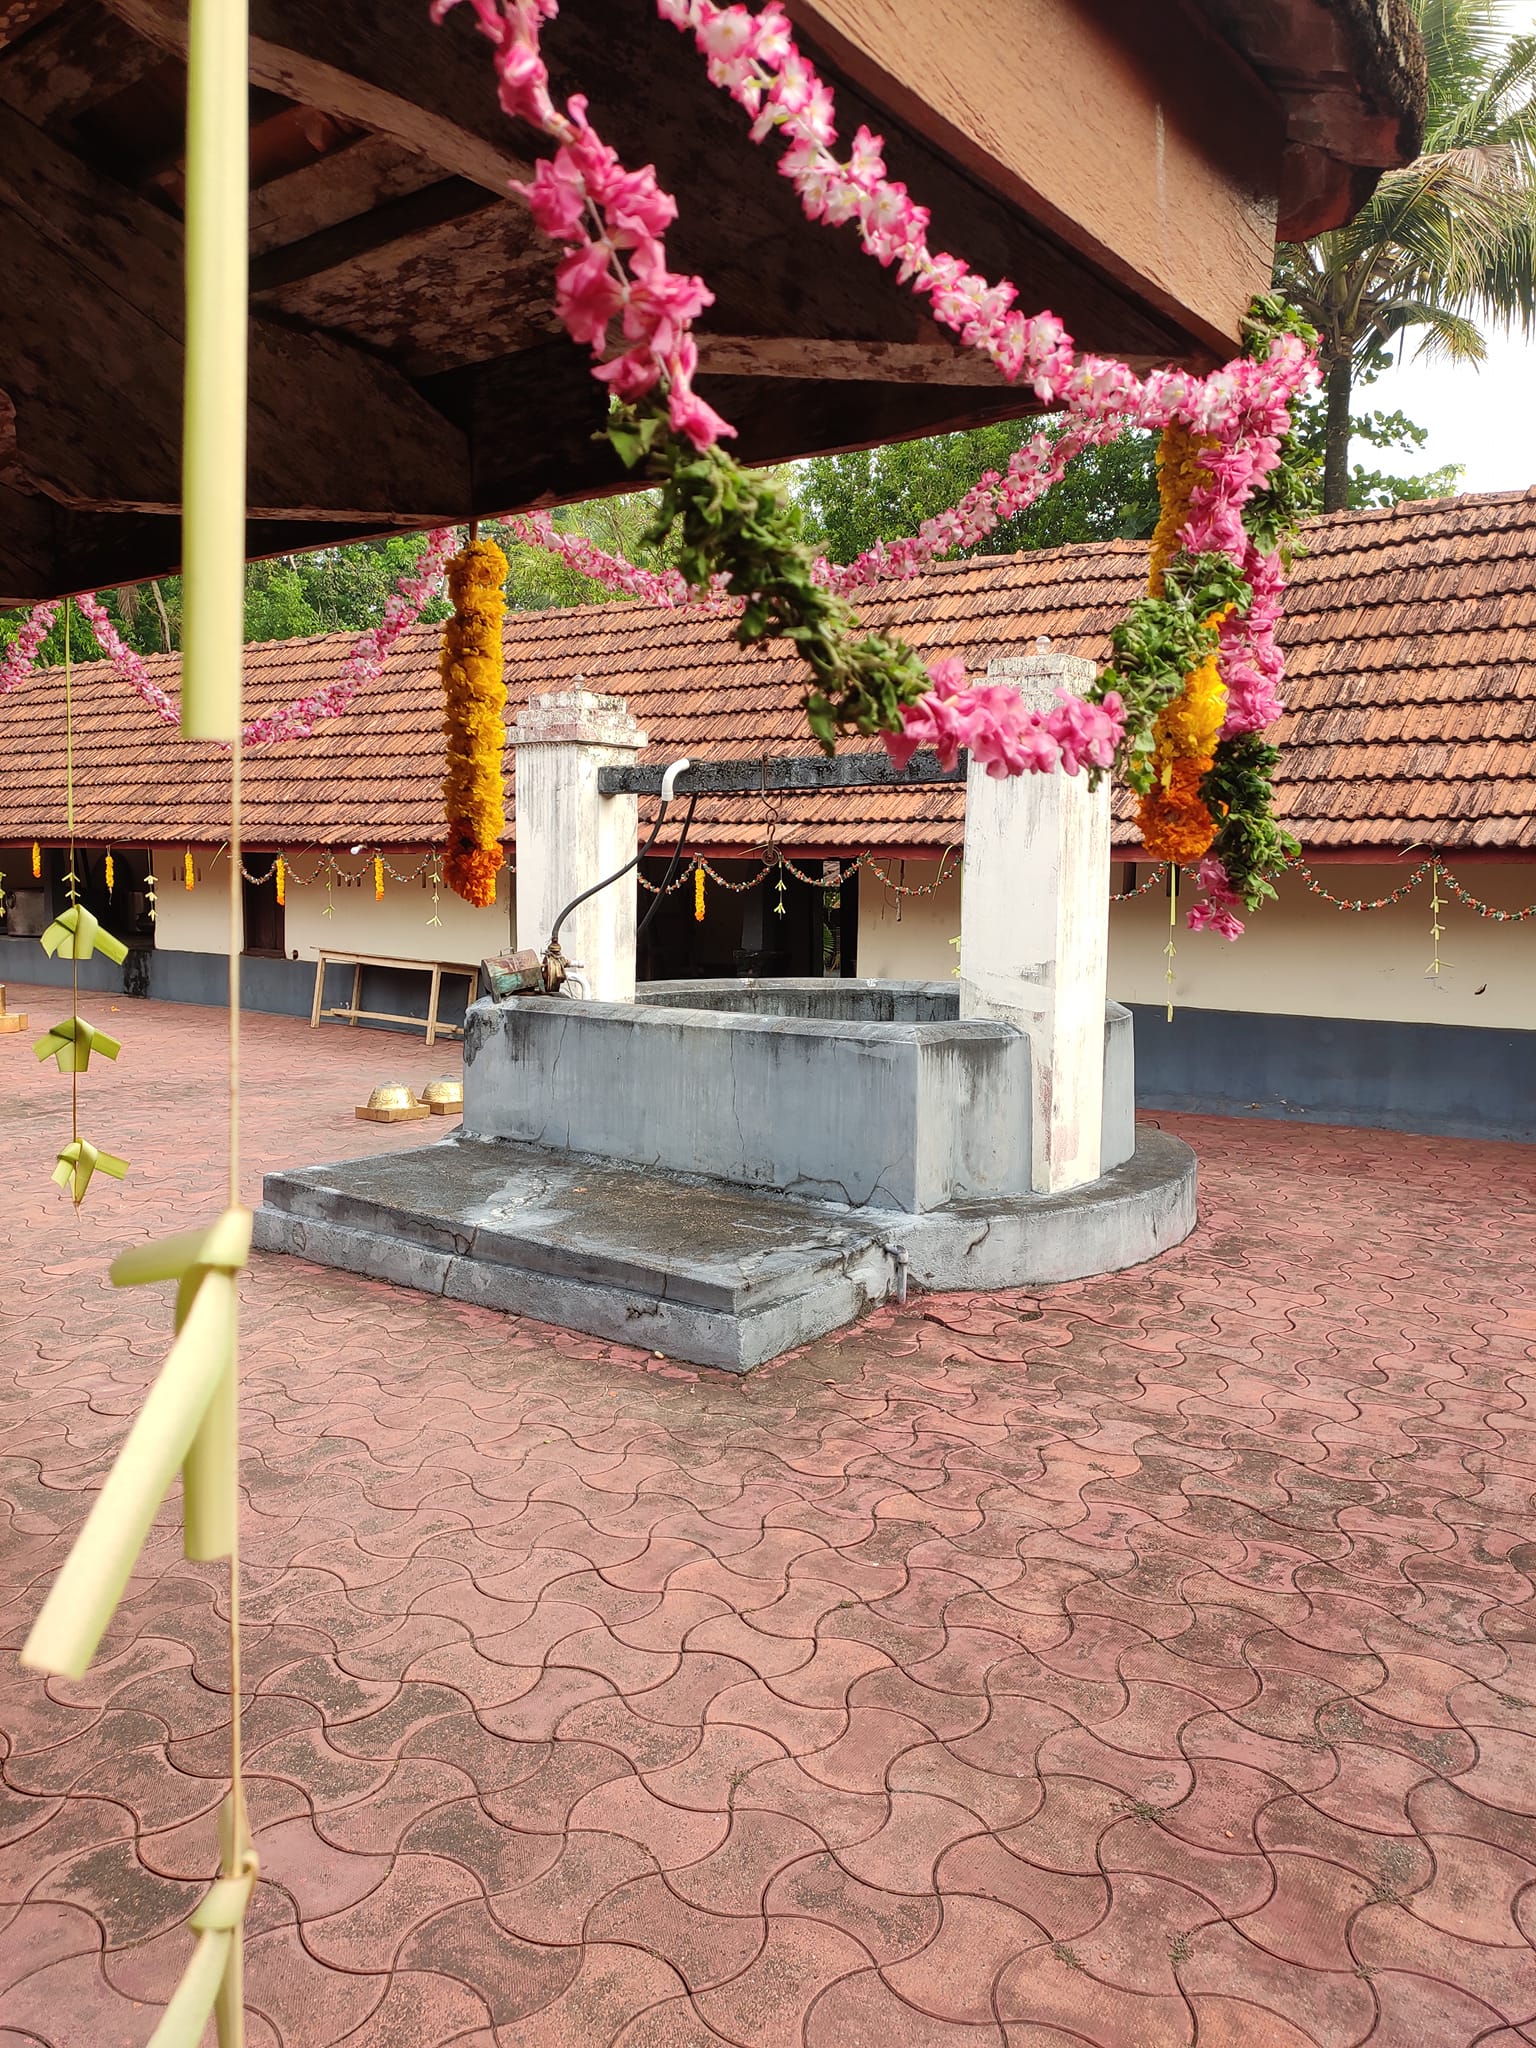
(548, 786), (679, 954)
(637, 793), (698, 939)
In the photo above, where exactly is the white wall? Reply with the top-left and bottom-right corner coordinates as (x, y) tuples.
(856, 859), (962, 980)
(151, 846), (513, 964)
(1109, 862), (1534, 1030)
(153, 852), (234, 954)
(856, 858), (1536, 1029)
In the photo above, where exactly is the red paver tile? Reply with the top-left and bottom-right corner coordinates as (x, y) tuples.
(7, 997), (1536, 2045)
(694, 1918), (873, 2048)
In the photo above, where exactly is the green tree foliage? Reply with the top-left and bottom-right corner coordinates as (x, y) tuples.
(791, 421), (1163, 565)
(1275, 0), (1536, 508)
(487, 491), (682, 610)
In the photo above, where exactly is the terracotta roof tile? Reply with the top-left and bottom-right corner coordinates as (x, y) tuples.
(3, 487), (1535, 856)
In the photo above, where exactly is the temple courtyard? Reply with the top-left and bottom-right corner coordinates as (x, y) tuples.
(2, 982), (1535, 2047)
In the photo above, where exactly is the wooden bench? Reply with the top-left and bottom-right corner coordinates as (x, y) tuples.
(308, 951), (479, 1048)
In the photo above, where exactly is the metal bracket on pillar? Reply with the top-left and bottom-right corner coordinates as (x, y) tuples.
(597, 750), (966, 798)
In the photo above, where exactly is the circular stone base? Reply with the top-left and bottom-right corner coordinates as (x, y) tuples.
(898, 1129), (1198, 1292)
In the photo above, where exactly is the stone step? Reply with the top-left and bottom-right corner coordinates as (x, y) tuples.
(254, 1135), (898, 1372)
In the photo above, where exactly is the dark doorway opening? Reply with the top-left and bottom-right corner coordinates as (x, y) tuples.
(243, 858), (285, 957)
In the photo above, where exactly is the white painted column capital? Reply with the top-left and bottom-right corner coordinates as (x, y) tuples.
(958, 652), (1112, 1194)
(512, 689), (648, 1003)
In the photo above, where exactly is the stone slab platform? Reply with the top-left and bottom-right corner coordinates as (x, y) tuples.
(255, 1130), (1197, 1370)
(255, 1138), (896, 1371)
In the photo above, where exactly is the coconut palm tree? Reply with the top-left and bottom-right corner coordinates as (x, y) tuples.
(1276, 0), (1536, 510)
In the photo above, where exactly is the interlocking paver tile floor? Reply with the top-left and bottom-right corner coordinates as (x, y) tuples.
(2, 981), (1535, 2046)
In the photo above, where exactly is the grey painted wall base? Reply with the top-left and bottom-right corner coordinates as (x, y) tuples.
(1130, 1005), (1536, 1143)
(254, 1128), (1196, 1370)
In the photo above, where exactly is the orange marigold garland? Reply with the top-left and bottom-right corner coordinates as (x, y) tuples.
(1136, 423), (1231, 865)
(440, 536), (509, 909)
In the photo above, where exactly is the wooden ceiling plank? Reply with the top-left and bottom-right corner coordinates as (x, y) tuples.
(692, 335), (1192, 386)
(249, 131), (445, 256)
(0, 0), (69, 56)
(250, 174), (502, 293)
(99, 0), (534, 193)
(788, 0), (1281, 354)
(434, 340), (1061, 522)
(0, 98), (471, 524)
(0, 0), (161, 124)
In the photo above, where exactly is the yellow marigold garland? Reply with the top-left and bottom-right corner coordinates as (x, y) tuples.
(104, 851), (115, 895)
(1138, 422), (1232, 864)
(1146, 422), (1217, 598)
(275, 854), (285, 907)
(440, 536), (509, 909)
(31, 843), (40, 879)
(694, 863), (706, 922)
(184, 849), (195, 891)
(374, 854), (385, 903)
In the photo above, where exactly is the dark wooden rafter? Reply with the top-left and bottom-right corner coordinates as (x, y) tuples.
(249, 132), (463, 257)
(0, 0), (159, 124)
(0, 98), (470, 522)
(0, 0), (1426, 600)
(249, 175), (500, 293)
(98, 0), (534, 192)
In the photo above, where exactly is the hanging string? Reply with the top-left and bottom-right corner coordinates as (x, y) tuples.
(1427, 858), (1445, 983)
(65, 605), (80, 1177)
(224, 707), (249, 1871)
(1165, 864), (1178, 1023)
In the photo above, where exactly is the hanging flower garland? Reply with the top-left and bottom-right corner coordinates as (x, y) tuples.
(432, 0), (1138, 771)
(0, 531), (455, 745)
(1, 601), (60, 695)
(440, 535), (510, 908)
(433, 0), (1316, 929)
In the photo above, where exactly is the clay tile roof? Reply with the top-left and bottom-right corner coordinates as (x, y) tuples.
(3, 487), (1535, 858)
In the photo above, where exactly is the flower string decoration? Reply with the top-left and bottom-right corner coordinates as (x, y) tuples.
(435, 0), (1317, 931)
(440, 535), (510, 908)
(1, 601), (60, 695)
(0, 534), (454, 746)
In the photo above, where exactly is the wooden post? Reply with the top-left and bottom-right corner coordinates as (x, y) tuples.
(179, 0), (248, 742)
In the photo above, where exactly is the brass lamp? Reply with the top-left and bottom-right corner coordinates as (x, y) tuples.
(355, 1083), (430, 1124)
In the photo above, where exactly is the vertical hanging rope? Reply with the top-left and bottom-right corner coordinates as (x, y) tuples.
(1166, 865), (1178, 1023)
(65, 608), (79, 1170)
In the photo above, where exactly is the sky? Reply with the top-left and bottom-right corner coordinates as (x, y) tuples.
(1353, 0), (1536, 494)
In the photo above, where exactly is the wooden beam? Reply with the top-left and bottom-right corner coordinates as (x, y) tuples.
(0, 0), (162, 123)
(0, 487), (423, 606)
(692, 335), (1190, 386)
(786, 0), (1282, 354)
(249, 131), (444, 257)
(250, 175), (500, 293)
(0, 0), (69, 54)
(0, 98), (470, 521)
(99, 0), (534, 193)
(434, 339), (1057, 520)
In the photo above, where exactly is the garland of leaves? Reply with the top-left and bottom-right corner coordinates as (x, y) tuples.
(611, 407), (931, 747)
(1082, 296), (1316, 935)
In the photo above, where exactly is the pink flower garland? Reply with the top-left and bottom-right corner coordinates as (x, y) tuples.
(1186, 856), (1247, 941)
(1, 601), (60, 695)
(240, 527), (455, 745)
(73, 591), (179, 724)
(0, 530), (454, 746)
(433, 0), (1313, 816)
(507, 510), (731, 608)
(431, 0), (733, 451)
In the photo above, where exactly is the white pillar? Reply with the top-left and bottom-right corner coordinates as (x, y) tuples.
(512, 690), (647, 1003)
(958, 652), (1111, 1194)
